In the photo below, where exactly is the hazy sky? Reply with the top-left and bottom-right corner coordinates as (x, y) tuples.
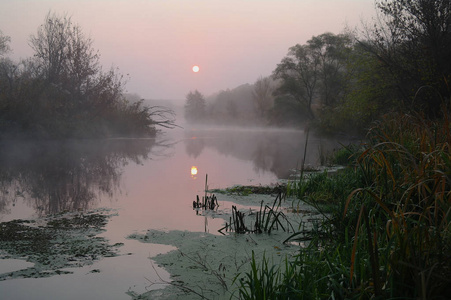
(0, 0), (376, 101)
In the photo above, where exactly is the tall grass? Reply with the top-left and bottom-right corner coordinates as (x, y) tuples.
(347, 111), (451, 298)
(235, 110), (451, 299)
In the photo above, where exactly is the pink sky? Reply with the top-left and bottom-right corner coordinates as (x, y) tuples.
(0, 0), (376, 101)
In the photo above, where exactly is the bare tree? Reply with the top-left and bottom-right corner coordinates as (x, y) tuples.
(29, 12), (100, 95)
(252, 76), (274, 119)
(0, 30), (10, 57)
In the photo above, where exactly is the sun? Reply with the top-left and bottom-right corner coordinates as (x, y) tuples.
(192, 65), (200, 73)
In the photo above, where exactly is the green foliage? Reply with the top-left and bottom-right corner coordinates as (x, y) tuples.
(273, 32), (354, 123)
(363, 0), (451, 116)
(237, 110), (451, 299)
(271, 1), (451, 132)
(330, 144), (360, 166)
(270, 95), (309, 127)
(212, 185), (282, 196)
(235, 241), (374, 299)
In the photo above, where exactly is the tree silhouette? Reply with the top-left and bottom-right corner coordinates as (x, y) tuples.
(184, 90), (206, 123)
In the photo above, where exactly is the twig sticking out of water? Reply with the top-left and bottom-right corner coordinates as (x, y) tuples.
(204, 174), (208, 203)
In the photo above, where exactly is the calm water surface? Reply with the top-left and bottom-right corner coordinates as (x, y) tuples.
(0, 127), (343, 299)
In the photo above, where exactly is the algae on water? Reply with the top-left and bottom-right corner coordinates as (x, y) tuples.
(0, 209), (121, 280)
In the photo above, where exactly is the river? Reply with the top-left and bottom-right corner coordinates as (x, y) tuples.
(0, 126), (344, 299)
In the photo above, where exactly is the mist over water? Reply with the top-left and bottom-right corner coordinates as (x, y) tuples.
(0, 125), (346, 299)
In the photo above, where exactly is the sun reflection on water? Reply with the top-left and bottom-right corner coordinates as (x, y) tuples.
(190, 166), (198, 179)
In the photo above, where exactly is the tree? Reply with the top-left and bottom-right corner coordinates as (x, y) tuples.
(184, 90), (206, 123)
(273, 44), (319, 120)
(0, 30), (10, 57)
(273, 32), (354, 120)
(309, 32), (353, 107)
(0, 12), (174, 139)
(361, 0), (451, 115)
(252, 76), (274, 120)
(29, 12), (100, 95)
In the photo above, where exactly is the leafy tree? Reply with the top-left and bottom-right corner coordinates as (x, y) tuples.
(184, 90), (206, 123)
(273, 33), (354, 121)
(309, 33), (353, 107)
(273, 43), (319, 120)
(270, 95), (308, 127)
(206, 84), (256, 125)
(361, 0), (451, 116)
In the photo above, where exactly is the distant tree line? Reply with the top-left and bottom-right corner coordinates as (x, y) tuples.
(0, 12), (175, 139)
(185, 0), (450, 135)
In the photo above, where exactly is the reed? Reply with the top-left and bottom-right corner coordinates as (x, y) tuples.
(344, 111), (451, 298)
(193, 174), (219, 211)
(236, 110), (451, 299)
(219, 191), (293, 235)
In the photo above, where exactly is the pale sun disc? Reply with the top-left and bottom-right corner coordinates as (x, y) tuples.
(192, 65), (200, 73)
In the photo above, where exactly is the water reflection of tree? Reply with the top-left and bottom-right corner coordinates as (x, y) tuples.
(184, 134), (205, 158)
(183, 129), (344, 179)
(0, 139), (160, 216)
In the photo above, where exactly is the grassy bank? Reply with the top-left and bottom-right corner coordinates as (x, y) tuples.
(235, 111), (451, 299)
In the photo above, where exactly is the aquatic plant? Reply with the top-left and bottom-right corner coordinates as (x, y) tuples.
(192, 194), (219, 210)
(236, 110), (451, 299)
(0, 210), (120, 280)
(210, 185), (284, 196)
(219, 191), (294, 235)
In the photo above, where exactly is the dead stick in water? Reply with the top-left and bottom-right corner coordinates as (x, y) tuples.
(204, 174), (208, 202)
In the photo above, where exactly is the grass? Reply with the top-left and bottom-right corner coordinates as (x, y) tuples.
(235, 110), (451, 299)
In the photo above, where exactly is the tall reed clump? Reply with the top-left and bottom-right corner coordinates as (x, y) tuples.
(236, 110), (451, 299)
(346, 111), (451, 298)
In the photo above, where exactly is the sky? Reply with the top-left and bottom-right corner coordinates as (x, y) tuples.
(0, 0), (376, 101)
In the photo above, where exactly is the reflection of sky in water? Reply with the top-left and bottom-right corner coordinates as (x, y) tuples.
(0, 127), (348, 299)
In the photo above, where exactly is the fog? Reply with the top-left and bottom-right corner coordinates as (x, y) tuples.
(0, 2), (365, 298)
(0, 0), (375, 101)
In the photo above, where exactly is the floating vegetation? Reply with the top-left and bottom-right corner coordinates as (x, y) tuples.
(210, 185), (285, 196)
(0, 209), (121, 280)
